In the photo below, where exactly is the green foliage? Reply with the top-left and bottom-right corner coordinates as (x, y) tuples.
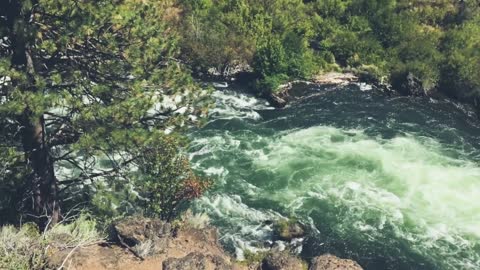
(177, 0), (480, 100)
(0, 147), (29, 224)
(0, 224), (47, 270)
(46, 214), (102, 248)
(389, 29), (444, 92)
(255, 74), (289, 94)
(180, 0), (257, 73)
(180, 0), (321, 92)
(240, 249), (269, 265)
(132, 136), (211, 221)
(0, 0), (210, 224)
(0, 214), (102, 270)
(442, 15), (480, 98)
(253, 37), (287, 77)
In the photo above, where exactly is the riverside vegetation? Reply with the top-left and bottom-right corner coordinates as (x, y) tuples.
(180, 0), (480, 103)
(0, 0), (479, 269)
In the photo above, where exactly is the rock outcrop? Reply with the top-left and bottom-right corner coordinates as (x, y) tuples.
(50, 216), (240, 270)
(48, 216), (364, 270)
(393, 72), (436, 97)
(273, 219), (305, 242)
(163, 252), (232, 270)
(309, 254), (363, 270)
(267, 72), (360, 108)
(313, 72), (358, 85)
(113, 216), (172, 256)
(261, 252), (306, 270)
(265, 90), (289, 108)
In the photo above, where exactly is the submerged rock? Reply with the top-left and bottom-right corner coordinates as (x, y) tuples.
(266, 92), (288, 108)
(273, 219), (305, 241)
(309, 254), (363, 270)
(261, 252), (306, 270)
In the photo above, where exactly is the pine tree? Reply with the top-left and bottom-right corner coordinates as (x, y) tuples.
(0, 0), (208, 227)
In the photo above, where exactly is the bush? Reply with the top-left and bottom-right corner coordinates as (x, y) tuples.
(253, 37), (288, 77)
(442, 16), (480, 99)
(46, 214), (102, 248)
(0, 223), (46, 270)
(241, 249), (269, 265)
(178, 209), (211, 229)
(255, 74), (289, 94)
(0, 214), (102, 270)
(133, 136), (210, 221)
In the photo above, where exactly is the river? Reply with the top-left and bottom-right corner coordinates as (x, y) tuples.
(187, 83), (480, 270)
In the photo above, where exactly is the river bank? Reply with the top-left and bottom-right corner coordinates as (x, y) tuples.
(202, 67), (480, 117)
(44, 216), (362, 270)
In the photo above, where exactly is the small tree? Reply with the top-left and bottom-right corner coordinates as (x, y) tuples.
(133, 136), (210, 221)
(253, 37), (287, 77)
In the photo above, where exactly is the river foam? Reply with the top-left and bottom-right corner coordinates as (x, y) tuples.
(253, 126), (480, 269)
(189, 86), (480, 269)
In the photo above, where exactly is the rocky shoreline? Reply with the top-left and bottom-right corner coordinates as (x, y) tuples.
(263, 70), (478, 111)
(264, 72), (369, 108)
(48, 216), (363, 270)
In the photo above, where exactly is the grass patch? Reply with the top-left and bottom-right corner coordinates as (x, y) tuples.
(46, 214), (102, 248)
(0, 214), (103, 270)
(0, 223), (47, 270)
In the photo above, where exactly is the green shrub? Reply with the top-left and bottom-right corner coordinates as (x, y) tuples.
(0, 214), (102, 270)
(132, 136), (210, 221)
(240, 249), (269, 265)
(255, 74), (289, 94)
(46, 214), (102, 248)
(0, 224), (46, 270)
(253, 37), (288, 77)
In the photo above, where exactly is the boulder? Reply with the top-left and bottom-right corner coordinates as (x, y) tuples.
(261, 252), (306, 270)
(273, 219), (305, 241)
(396, 72), (428, 96)
(163, 252), (232, 270)
(112, 216), (172, 255)
(265, 92), (288, 108)
(309, 254), (363, 270)
(405, 72), (425, 96)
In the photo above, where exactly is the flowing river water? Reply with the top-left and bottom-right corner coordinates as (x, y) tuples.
(187, 84), (480, 270)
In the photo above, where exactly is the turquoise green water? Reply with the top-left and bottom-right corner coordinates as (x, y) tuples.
(188, 84), (480, 269)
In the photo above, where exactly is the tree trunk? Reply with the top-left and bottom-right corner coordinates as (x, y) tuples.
(21, 113), (61, 226)
(9, 0), (60, 227)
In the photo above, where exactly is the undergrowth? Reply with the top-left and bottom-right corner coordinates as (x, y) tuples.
(0, 214), (103, 270)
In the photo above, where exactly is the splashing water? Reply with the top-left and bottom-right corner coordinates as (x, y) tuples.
(188, 85), (480, 269)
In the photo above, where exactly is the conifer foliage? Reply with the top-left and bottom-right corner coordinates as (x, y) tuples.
(0, 0), (209, 227)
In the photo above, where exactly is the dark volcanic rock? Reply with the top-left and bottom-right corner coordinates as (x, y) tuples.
(266, 92), (288, 108)
(112, 216), (172, 255)
(273, 219), (306, 241)
(396, 72), (427, 96)
(309, 254), (363, 270)
(262, 252), (305, 270)
(163, 252), (232, 270)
